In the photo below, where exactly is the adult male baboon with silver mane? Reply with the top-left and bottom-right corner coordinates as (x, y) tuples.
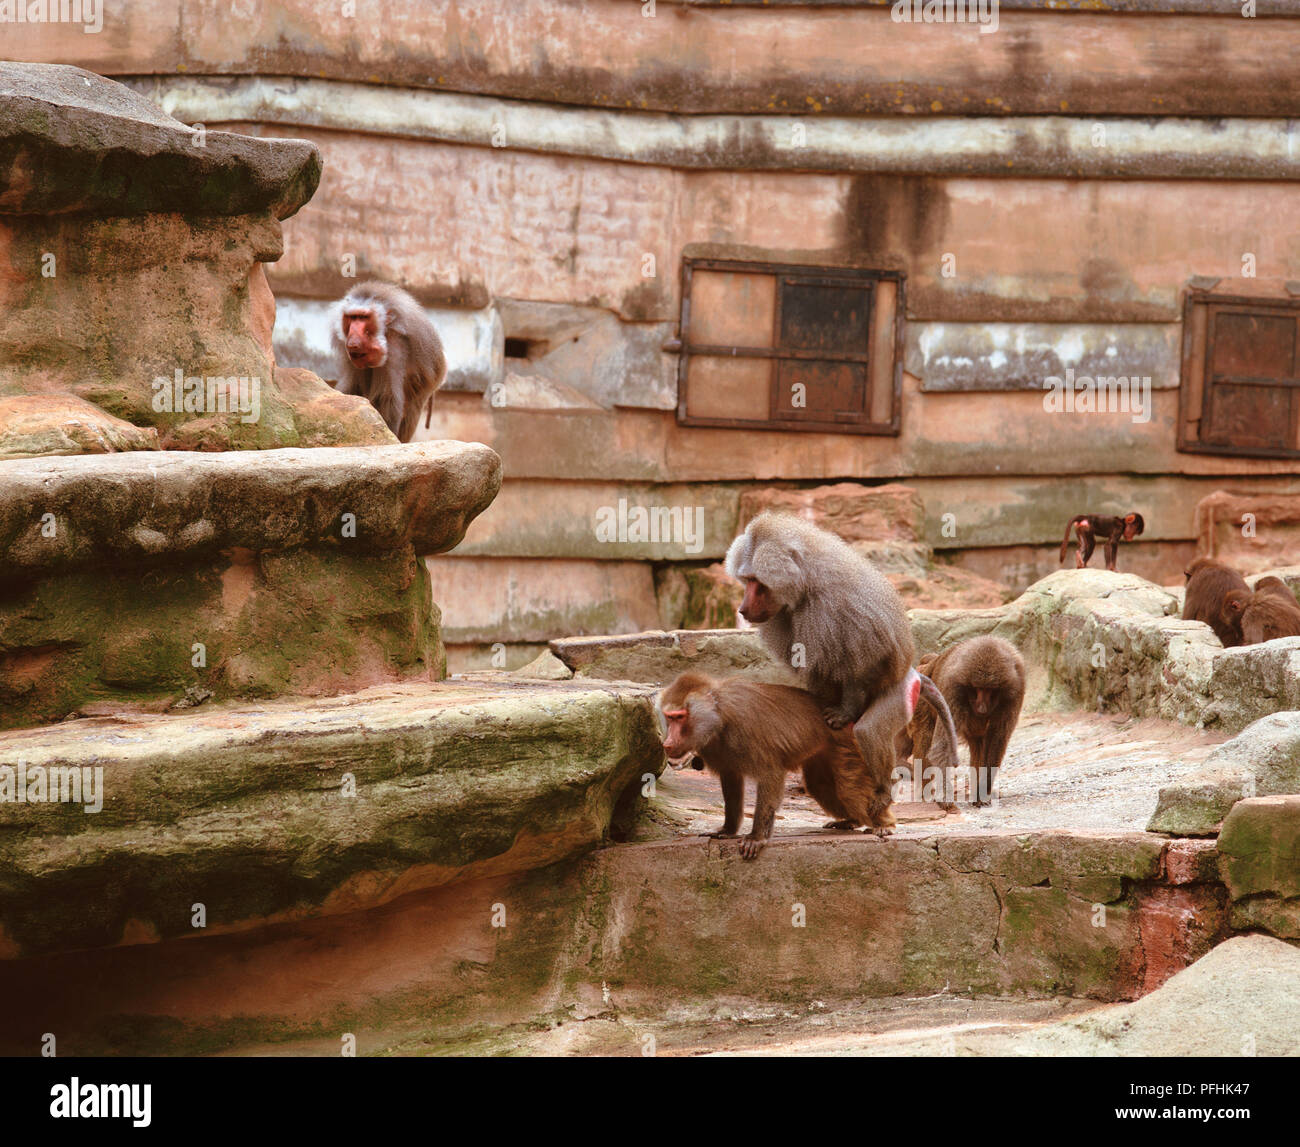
(331, 281), (447, 442)
(725, 512), (962, 805)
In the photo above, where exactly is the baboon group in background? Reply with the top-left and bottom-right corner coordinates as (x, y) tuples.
(1182, 558), (1300, 646)
(659, 513), (1026, 859)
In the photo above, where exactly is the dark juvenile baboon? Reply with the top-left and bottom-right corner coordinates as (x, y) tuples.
(1182, 557), (1249, 646)
(724, 513), (962, 806)
(332, 281), (447, 442)
(898, 636), (1026, 807)
(659, 672), (894, 859)
(1222, 586), (1300, 646)
(1059, 512), (1145, 571)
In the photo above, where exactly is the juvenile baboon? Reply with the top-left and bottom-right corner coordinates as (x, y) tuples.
(658, 672), (894, 859)
(1059, 512), (1145, 571)
(332, 281), (447, 442)
(1253, 576), (1297, 605)
(1222, 586), (1300, 645)
(1183, 557), (1249, 646)
(724, 513), (961, 806)
(899, 636), (1026, 807)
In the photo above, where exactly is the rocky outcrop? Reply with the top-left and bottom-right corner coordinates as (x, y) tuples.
(0, 678), (661, 959)
(1148, 713), (1300, 836)
(0, 62), (380, 452)
(548, 628), (787, 685)
(0, 443), (501, 725)
(1216, 795), (1300, 939)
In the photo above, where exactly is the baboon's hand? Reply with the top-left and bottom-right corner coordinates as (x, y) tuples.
(739, 835), (767, 860)
(708, 830), (740, 840)
(823, 706), (854, 729)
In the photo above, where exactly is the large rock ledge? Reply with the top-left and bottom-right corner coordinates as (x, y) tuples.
(0, 62), (319, 219)
(0, 679), (661, 960)
(1149, 713), (1300, 836)
(0, 442), (502, 576)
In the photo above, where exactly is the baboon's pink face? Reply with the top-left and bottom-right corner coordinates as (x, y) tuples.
(739, 576), (780, 624)
(661, 709), (701, 769)
(342, 309), (387, 368)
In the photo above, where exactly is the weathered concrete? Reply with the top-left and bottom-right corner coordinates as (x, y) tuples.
(0, 679), (662, 959)
(908, 322), (1180, 392)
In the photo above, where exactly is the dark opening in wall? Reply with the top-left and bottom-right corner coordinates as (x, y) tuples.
(504, 337), (544, 360)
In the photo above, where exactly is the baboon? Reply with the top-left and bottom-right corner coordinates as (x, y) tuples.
(1183, 557), (1249, 646)
(332, 281), (446, 442)
(1253, 575), (1297, 605)
(898, 636), (1026, 807)
(1059, 512), (1145, 571)
(659, 672), (894, 859)
(724, 512), (961, 807)
(1222, 586), (1300, 646)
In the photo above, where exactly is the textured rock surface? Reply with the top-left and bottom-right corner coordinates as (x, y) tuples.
(1217, 795), (1300, 939)
(1149, 713), (1300, 836)
(737, 482), (925, 543)
(0, 679), (662, 959)
(0, 63), (379, 450)
(0, 442), (501, 575)
(0, 443), (501, 724)
(549, 629), (789, 685)
(0, 396), (160, 460)
(704, 934), (1300, 1057)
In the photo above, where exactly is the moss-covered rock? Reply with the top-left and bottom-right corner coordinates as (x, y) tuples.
(1149, 713), (1300, 836)
(1217, 795), (1300, 939)
(0, 679), (662, 959)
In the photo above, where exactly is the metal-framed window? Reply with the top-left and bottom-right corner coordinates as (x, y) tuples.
(1178, 290), (1300, 458)
(675, 258), (904, 435)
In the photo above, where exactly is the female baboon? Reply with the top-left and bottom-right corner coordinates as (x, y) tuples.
(659, 672), (894, 859)
(899, 636), (1026, 807)
(1183, 558), (1249, 646)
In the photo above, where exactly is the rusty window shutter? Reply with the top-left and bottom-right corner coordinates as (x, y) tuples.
(675, 258), (904, 435)
(1179, 290), (1300, 458)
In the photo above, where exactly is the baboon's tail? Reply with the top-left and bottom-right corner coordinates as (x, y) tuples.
(1059, 517), (1082, 564)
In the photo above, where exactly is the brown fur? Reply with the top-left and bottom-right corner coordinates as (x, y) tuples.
(1222, 586), (1300, 646)
(1183, 557), (1249, 646)
(899, 637), (1026, 807)
(724, 513), (962, 807)
(331, 281), (447, 442)
(1059, 512), (1145, 571)
(659, 672), (894, 859)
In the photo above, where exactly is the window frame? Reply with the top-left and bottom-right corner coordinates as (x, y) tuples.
(1178, 289), (1300, 459)
(675, 257), (905, 436)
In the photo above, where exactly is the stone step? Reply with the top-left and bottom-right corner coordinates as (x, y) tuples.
(0, 677), (660, 960)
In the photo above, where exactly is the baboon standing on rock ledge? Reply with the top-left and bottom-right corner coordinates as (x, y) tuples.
(332, 281), (447, 442)
(725, 512), (962, 807)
